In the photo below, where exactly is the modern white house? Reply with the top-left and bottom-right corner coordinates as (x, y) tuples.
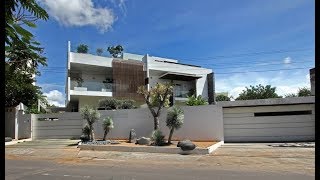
(65, 41), (214, 111)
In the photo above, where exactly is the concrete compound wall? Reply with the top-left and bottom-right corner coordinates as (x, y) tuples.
(31, 105), (224, 141)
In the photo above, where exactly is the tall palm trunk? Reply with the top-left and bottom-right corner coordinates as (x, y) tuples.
(168, 128), (174, 144)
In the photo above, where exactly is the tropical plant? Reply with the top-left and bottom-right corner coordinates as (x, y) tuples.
(297, 87), (311, 97)
(107, 45), (124, 58)
(186, 95), (208, 106)
(80, 106), (100, 141)
(216, 94), (231, 101)
(151, 129), (165, 146)
(166, 106), (184, 144)
(102, 117), (114, 141)
(236, 84), (282, 100)
(137, 83), (173, 130)
(77, 44), (89, 53)
(96, 48), (103, 56)
(5, 0), (49, 108)
(71, 77), (83, 87)
(82, 125), (91, 137)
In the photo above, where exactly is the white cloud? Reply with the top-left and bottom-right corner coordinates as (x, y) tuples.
(283, 57), (292, 64)
(41, 0), (116, 33)
(43, 90), (65, 107)
(111, 0), (127, 16)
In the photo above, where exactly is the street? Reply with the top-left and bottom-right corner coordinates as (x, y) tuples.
(5, 140), (315, 180)
(6, 158), (314, 180)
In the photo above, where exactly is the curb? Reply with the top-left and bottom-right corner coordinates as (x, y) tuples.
(5, 138), (32, 146)
(78, 141), (224, 155)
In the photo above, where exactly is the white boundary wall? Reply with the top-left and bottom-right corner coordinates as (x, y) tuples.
(31, 105), (224, 141)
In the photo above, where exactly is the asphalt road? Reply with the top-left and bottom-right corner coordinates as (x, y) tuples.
(5, 159), (314, 180)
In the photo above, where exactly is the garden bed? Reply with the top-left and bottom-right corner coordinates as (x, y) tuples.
(78, 140), (224, 154)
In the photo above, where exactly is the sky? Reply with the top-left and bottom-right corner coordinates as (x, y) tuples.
(32, 0), (315, 106)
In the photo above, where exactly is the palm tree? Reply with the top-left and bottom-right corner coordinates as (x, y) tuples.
(102, 117), (114, 141)
(80, 106), (100, 141)
(166, 106), (184, 144)
(96, 48), (103, 56)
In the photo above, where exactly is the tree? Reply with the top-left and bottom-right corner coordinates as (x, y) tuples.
(96, 48), (103, 56)
(166, 106), (184, 144)
(284, 93), (297, 98)
(137, 83), (173, 130)
(236, 84), (281, 100)
(77, 44), (89, 53)
(102, 117), (114, 141)
(216, 94), (231, 101)
(298, 87), (311, 97)
(80, 106), (100, 141)
(107, 45), (124, 58)
(186, 95), (208, 106)
(5, 0), (49, 108)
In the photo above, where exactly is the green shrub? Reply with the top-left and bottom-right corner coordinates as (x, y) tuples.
(102, 117), (114, 141)
(186, 95), (208, 106)
(216, 94), (231, 101)
(151, 129), (165, 146)
(119, 99), (136, 109)
(98, 98), (136, 110)
(166, 106), (184, 144)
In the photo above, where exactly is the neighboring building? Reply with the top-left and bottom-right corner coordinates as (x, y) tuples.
(310, 68), (315, 96)
(65, 41), (214, 111)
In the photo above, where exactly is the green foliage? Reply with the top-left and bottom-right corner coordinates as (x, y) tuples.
(77, 44), (89, 53)
(166, 106), (184, 130)
(186, 95), (208, 106)
(188, 88), (196, 96)
(119, 99), (136, 109)
(166, 106), (184, 144)
(137, 83), (174, 130)
(102, 117), (114, 140)
(297, 87), (311, 97)
(284, 93), (297, 98)
(98, 98), (136, 110)
(80, 106), (100, 141)
(5, 0), (48, 108)
(151, 130), (165, 146)
(216, 94), (231, 101)
(107, 45), (124, 58)
(236, 84), (281, 100)
(96, 48), (104, 56)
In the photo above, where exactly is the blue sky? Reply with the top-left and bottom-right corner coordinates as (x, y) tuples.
(33, 0), (314, 106)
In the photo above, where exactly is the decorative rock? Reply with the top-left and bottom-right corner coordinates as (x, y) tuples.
(128, 129), (137, 143)
(177, 140), (196, 151)
(5, 137), (12, 142)
(136, 137), (151, 145)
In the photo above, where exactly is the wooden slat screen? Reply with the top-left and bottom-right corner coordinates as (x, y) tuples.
(112, 59), (145, 101)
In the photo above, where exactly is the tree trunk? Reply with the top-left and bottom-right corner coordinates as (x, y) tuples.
(154, 116), (160, 130)
(103, 129), (109, 141)
(168, 128), (174, 144)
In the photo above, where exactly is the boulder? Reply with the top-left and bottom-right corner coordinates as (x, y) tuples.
(177, 140), (196, 151)
(128, 129), (137, 143)
(136, 137), (151, 145)
(5, 137), (12, 142)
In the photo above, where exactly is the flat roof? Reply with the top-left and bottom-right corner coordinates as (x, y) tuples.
(159, 72), (202, 81)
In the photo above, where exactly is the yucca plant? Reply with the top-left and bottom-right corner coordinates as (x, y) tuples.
(166, 106), (184, 144)
(102, 117), (114, 141)
(80, 105), (100, 141)
(151, 129), (165, 146)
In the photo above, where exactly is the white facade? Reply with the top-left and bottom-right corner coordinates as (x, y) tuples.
(66, 41), (214, 111)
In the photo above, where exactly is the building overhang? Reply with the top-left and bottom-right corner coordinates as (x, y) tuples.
(159, 72), (202, 81)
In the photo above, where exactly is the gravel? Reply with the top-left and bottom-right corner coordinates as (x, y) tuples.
(81, 140), (121, 145)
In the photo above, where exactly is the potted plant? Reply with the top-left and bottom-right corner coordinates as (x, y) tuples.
(72, 77), (87, 91)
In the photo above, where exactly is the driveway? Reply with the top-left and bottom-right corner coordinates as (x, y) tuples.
(5, 140), (315, 176)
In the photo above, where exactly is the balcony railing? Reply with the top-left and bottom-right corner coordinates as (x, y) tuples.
(71, 80), (112, 92)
